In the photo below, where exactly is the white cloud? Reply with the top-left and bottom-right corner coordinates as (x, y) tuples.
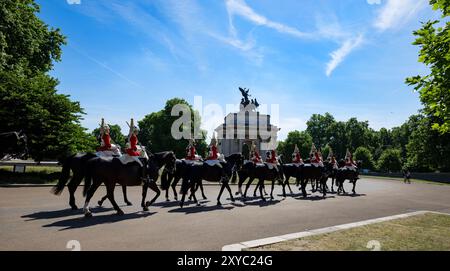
(67, 0), (81, 4)
(225, 0), (311, 39)
(374, 0), (427, 31)
(326, 34), (364, 77)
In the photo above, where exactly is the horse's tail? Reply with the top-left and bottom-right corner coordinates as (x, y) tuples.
(51, 156), (73, 195)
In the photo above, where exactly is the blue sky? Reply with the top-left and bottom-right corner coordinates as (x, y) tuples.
(37, 0), (439, 140)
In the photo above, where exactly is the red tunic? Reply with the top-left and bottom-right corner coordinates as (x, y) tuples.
(126, 134), (140, 156)
(292, 153), (302, 163)
(267, 150), (277, 163)
(252, 152), (262, 163)
(312, 152), (322, 163)
(207, 145), (218, 160)
(186, 146), (197, 160)
(97, 134), (112, 151)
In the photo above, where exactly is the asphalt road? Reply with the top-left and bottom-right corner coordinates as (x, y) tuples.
(1, 178), (450, 250)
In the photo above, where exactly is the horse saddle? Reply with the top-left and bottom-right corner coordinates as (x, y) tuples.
(205, 160), (222, 168)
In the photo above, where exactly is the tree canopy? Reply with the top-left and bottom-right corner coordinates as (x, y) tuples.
(138, 98), (208, 158)
(406, 0), (450, 134)
(0, 0), (95, 160)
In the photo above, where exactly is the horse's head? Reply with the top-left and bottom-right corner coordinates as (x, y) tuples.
(145, 157), (160, 181)
(164, 151), (177, 173)
(227, 153), (244, 171)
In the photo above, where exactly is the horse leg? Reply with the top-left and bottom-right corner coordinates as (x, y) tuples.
(311, 178), (316, 192)
(98, 194), (108, 207)
(122, 185), (132, 206)
(258, 179), (266, 201)
(217, 183), (226, 206)
(352, 180), (356, 194)
(141, 181), (149, 210)
(199, 181), (207, 200)
(225, 182), (235, 202)
(172, 176), (180, 201)
(301, 179), (307, 198)
(192, 184), (200, 206)
(253, 183), (259, 197)
(270, 180), (275, 200)
(243, 177), (254, 199)
(83, 179), (102, 218)
(68, 174), (82, 210)
(106, 183), (123, 215)
(145, 181), (161, 208)
(331, 177), (335, 192)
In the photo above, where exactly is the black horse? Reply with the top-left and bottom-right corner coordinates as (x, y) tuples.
(160, 158), (196, 201)
(97, 151), (176, 207)
(298, 161), (326, 198)
(52, 151), (175, 210)
(238, 157), (285, 201)
(280, 163), (303, 197)
(335, 160), (362, 194)
(0, 131), (28, 160)
(82, 151), (176, 217)
(179, 153), (243, 207)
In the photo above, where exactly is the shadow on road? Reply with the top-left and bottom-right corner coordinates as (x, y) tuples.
(22, 206), (113, 221)
(42, 211), (156, 230)
(336, 193), (367, 197)
(169, 204), (234, 214)
(294, 195), (336, 201)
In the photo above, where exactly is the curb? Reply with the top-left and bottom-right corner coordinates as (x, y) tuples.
(222, 210), (450, 251)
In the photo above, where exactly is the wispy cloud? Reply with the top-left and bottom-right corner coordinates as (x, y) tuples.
(326, 34), (364, 77)
(225, 0), (311, 39)
(373, 0), (427, 31)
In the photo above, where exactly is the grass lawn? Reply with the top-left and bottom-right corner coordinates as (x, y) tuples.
(363, 175), (450, 186)
(249, 213), (450, 251)
(0, 166), (61, 184)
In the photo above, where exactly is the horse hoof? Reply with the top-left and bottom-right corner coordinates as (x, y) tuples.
(196, 203), (201, 207)
(126, 202), (133, 206)
(231, 198), (235, 203)
(97, 201), (103, 207)
(166, 198), (170, 202)
(143, 206), (149, 212)
(202, 196), (207, 200)
(217, 201), (222, 206)
(117, 210), (124, 216)
(145, 201), (151, 207)
(71, 205), (79, 211)
(84, 212), (92, 218)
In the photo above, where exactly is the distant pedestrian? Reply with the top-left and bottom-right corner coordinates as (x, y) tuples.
(403, 169), (411, 184)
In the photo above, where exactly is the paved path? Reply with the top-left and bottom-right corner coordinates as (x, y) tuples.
(1, 178), (450, 250)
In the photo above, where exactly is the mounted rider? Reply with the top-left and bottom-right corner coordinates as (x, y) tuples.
(344, 148), (357, 171)
(292, 144), (303, 166)
(327, 147), (338, 169)
(205, 133), (224, 168)
(250, 142), (263, 164)
(310, 143), (324, 167)
(265, 149), (279, 171)
(120, 119), (149, 180)
(184, 139), (201, 163)
(96, 118), (121, 157)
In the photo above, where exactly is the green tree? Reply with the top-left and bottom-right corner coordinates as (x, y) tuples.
(138, 98), (207, 158)
(0, 0), (95, 160)
(306, 113), (335, 149)
(405, 0), (450, 134)
(92, 124), (126, 148)
(405, 115), (450, 171)
(377, 148), (403, 172)
(277, 130), (312, 162)
(354, 146), (375, 170)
